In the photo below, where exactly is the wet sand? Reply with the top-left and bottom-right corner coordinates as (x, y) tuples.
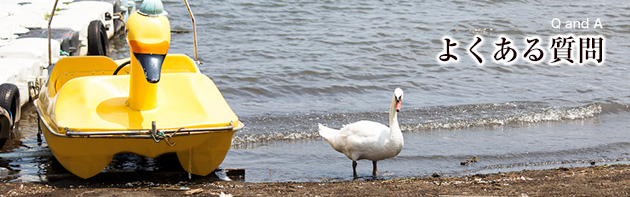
(2, 164), (630, 196)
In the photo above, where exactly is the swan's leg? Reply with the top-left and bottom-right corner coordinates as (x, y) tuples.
(372, 160), (378, 177)
(352, 161), (358, 179)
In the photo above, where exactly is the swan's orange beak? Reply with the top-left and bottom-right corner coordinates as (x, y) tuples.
(395, 99), (402, 112)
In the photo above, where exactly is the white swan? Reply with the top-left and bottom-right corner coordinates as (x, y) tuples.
(318, 88), (404, 179)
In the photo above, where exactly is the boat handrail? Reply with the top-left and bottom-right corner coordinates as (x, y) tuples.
(183, 0), (199, 63)
(49, 123), (242, 138)
(64, 124), (235, 138)
(48, 0), (60, 68)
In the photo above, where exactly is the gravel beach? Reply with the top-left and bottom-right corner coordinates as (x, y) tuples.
(2, 164), (629, 196)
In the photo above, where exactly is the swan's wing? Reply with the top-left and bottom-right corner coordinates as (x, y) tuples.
(340, 120), (389, 138)
(339, 121), (392, 160)
(340, 121), (390, 147)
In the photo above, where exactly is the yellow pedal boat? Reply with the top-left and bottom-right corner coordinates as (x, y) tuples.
(34, 0), (243, 179)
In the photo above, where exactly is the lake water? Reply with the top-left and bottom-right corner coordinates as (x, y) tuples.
(3, 0), (630, 182)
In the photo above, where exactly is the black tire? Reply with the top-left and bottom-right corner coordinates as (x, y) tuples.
(0, 84), (19, 126)
(0, 83), (19, 149)
(87, 20), (109, 56)
(0, 108), (10, 148)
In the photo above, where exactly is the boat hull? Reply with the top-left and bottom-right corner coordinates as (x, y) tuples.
(35, 55), (242, 179)
(37, 116), (237, 179)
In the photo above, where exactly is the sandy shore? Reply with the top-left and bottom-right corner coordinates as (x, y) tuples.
(2, 164), (630, 196)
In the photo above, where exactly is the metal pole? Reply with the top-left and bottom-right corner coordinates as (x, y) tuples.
(48, 0), (60, 67)
(183, 0), (199, 62)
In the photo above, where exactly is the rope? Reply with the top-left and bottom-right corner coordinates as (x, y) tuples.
(151, 127), (184, 146)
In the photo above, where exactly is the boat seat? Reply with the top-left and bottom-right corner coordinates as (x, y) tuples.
(163, 54), (200, 73)
(47, 54), (200, 96)
(48, 56), (119, 96)
(53, 73), (237, 130)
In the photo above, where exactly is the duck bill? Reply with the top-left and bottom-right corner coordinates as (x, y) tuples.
(133, 53), (166, 83)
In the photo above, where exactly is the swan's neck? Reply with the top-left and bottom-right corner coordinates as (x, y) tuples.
(389, 97), (400, 134)
(128, 56), (158, 111)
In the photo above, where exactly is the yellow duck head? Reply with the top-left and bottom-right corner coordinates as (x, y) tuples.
(126, 0), (170, 111)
